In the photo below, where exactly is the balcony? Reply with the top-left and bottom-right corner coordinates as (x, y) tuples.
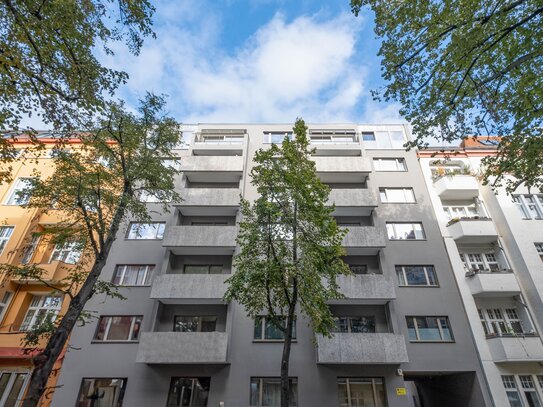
(191, 132), (246, 156)
(466, 271), (521, 297)
(181, 156), (244, 183)
(12, 261), (72, 284)
(136, 332), (228, 364)
(150, 274), (229, 304)
(434, 175), (479, 200)
(447, 218), (499, 244)
(487, 335), (543, 363)
(333, 275), (396, 304)
(309, 137), (361, 156)
(328, 189), (378, 216)
(342, 226), (386, 255)
(177, 188), (240, 216)
(316, 333), (408, 364)
(313, 156), (371, 183)
(162, 225), (237, 255)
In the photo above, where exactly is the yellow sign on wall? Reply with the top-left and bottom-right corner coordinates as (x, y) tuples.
(396, 387), (407, 396)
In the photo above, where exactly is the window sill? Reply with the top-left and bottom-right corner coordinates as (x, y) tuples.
(91, 340), (139, 344)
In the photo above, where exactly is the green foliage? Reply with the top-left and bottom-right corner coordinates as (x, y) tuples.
(351, 0), (543, 192)
(224, 118), (350, 336)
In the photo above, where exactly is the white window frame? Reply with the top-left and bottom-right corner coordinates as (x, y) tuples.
(502, 375), (543, 407)
(407, 316), (453, 342)
(386, 222), (425, 240)
(362, 130), (405, 149)
(478, 307), (528, 337)
(0, 291), (13, 322)
(126, 222), (165, 240)
(49, 240), (82, 264)
(379, 188), (415, 203)
(263, 132), (293, 144)
(443, 204), (483, 220)
(254, 316), (295, 341)
(396, 265), (438, 286)
(513, 194), (543, 220)
(94, 316), (142, 342)
(373, 158), (407, 172)
(534, 243), (543, 258)
(337, 378), (386, 407)
(20, 295), (62, 332)
(0, 370), (31, 406)
(250, 377), (298, 407)
(0, 226), (15, 255)
(21, 234), (41, 264)
(309, 130), (357, 144)
(4, 177), (35, 206)
(460, 252), (503, 273)
(112, 265), (154, 286)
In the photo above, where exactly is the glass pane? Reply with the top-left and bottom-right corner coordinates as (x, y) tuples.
(95, 317), (109, 340)
(77, 378), (125, 407)
(396, 267), (406, 285)
(254, 317), (263, 339)
(131, 317), (142, 340)
(0, 373), (12, 400)
(209, 266), (223, 274)
(4, 373), (27, 407)
(174, 316), (199, 332)
(374, 379), (387, 407)
(350, 317), (375, 333)
(506, 391), (524, 407)
(184, 266), (209, 274)
(406, 317), (417, 341)
(404, 266), (428, 286)
(525, 391), (542, 407)
(112, 267), (124, 285)
(375, 131), (392, 149)
(439, 318), (452, 341)
(200, 316), (217, 332)
(349, 265), (367, 275)
(426, 267), (437, 285)
(416, 317), (442, 341)
(265, 319), (285, 340)
(106, 316), (133, 340)
(123, 267), (138, 285)
(337, 380), (350, 407)
(349, 380), (376, 407)
(390, 131), (405, 148)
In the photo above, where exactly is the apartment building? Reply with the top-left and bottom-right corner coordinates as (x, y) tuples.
(51, 124), (491, 407)
(0, 134), (88, 406)
(419, 137), (543, 407)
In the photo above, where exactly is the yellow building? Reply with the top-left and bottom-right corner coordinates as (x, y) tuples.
(0, 134), (85, 406)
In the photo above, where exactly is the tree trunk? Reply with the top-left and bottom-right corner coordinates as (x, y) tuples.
(280, 296), (297, 407)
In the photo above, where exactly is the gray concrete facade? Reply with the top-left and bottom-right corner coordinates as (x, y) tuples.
(52, 124), (492, 407)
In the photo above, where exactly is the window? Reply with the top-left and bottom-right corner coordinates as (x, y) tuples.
(4, 178), (34, 205)
(361, 132), (375, 141)
(443, 204), (482, 220)
(461, 253), (503, 273)
(162, 158), (181, 171)
(47, 148), (71, 158)
(254, 316), (296, 341)
(502, 376), (523, 407)
(519, 376), (543, 407)
(333, 316), (375, 333)
(513, 195), (543, 219)
(21, 234), (40, 264)
(183, 265), (224, 274)
(386, 223), (425, 240)
(396, 266), (438, 286)
(348, 265), (368, 275)
(94, 316), (142, 341)
(76, 378), (127, 407)
(20, 295), (62, 332)
(406, 316), (453, 342)
(112, 265), (154, 286)
(0, 226), (14, 255)
(167, 377), (210, 407)
(50, 240), (82, 264)
(373, 158), (407, 172)
(338, 378), (387, 407)
(379, 188), (415, 203)
(363, 130), (405, 149)
(250, 377), (298, 407)
(126, 222), (165, 239)
(309, 130), (357, 144)
(535, 243), (543, 260)
(478, 308), (526, 337)
(0, 292), (13, 322)
(264, 132), (293, 144)
(139, 190), (162, 203)
(174, 316), (217, 332)
(0, 371), (29, 406)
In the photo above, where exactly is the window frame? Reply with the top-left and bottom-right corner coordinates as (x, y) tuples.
(173, 315), (218, 333)
(396, 265), (439, 287)
(478, 307), (529, 337)
(512, 194), (543, 220)
(379, 187), (416, 203)
(4, 177), (35, 206)
(0, 226), (15, 255)
(372, 158), (407, 172)
(263, 132), (293, 144)
(125, 222), (166, 240)
(49, 240), (82, 264)
(332, 316), (376, 333)
(337, 377), (387, 407)
(250, 377), (298, 407)
(93, 315), (143, 342)
(76, 378), (127, 407)
(166, 377), (211, 407)
(20, 295), (63, 332)
(0, 370), (31, 406)
(253, 316), (296, 342)
(406, 316), (454, 342)
(386, 222), (426, 240)
(111, 265), (154, 286)
(183, 264), (224, 274)
(0, 291), (13, 323)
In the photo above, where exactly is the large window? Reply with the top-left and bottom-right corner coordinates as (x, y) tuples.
(373, 158), (407, 172)
(250, 377), (298, 407)
(174, 316), (217, 332)
(0, 371), (29, 407)
(502, 375), (543, 407)
(443, 204), (482, 220)
(183, 265), (224, 274)
(20, 295), (62, 332)
(406, 316), (453, 342)
(94, 316), (142, 341)
(254, 316), (296, 341)
(0, 292), (13, 322)
(0, 226), (14, 255)
(50, 240), (82, 264)
(21, 234), (40, 264)
(379, 188), (415, 203)
(461, 253), (503, 273)
(309, 130), (357, 144)
(396, 266), (438, 286)
(386, 223), (425, 240)
(332, 316), (375, 333)
(76, 378), (127, 407)
(4, 178), (34, 205)
(478, 308), (527, 337)
(167, 377), (210, 407)
(126, 222), (165, 239)
(513, 194), (543, 220)
(338, 378), (387, 407)
(263, 132), (293, 144)
(112, 265), (154, 286)
(362, 130), (405, 149)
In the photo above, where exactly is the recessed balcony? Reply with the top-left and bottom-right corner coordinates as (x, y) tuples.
(313, 156), (371, 183)
(191, 132), (246, 156)
(177, 188), (240, 216)
(136, 332), (229, 364)
(447, 218), (499, 244)
(150, 274), (229, 304)
(328, 189), (378, 216)
(316, 333), (408, 364)
(332, 274), (396, 304)
(434, 175), (480, 200)
(162, 225), (237, 255)
(487, 335), (543, 363)
(342, 226), (386, 255)
(309, 137), (362, 156)
(466, 271), (521, 297)
(181, 156), (243, 183)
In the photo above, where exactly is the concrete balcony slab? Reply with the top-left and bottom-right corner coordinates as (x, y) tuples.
(487, 335), (543, 363)
(342, 226), (386, 255)
(466, 272), (521, 297)
(434, 175), (479, 200)
(447, 218), (499, 244)
(163, 225), (237, 255)
(150, 274), (229, 304)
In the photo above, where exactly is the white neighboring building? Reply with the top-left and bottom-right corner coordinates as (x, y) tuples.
(419, 137), (543, 407)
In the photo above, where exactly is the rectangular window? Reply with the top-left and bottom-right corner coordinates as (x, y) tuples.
(519, 375), (543, 407)
(20, 295), (62, 332)
(167, 377), (210, 407)
(348, 265), (368, 275)
(263, 132), (293, 144)
(162, 159), (181, 171)
(373, 158), (407, 172)
(361, 132), (375, 141)
(76, 378), (127, 407)
(386, 223), (425, 240)
(443, 204), (482, 220)
(338, 378), (387, 407)
(183, 265), (224, 274)
(309, 130), (357, 144)
(4, 178), (34, 205)
(396, 266), (438, 286)
(406, 316), (453, 342)
(250, 377), (298, 406)
(0, 371), (29, 406)
(254, 316), (296, 341)
(0, 292), (13, 322)
(50, 240), (82, 264)
(513, 195), (543, 219)
(0, 226), (14, 255)
(502, 376), (523, 407)
(379, 188), (415, 203)
(460, 252), (503, 273)
(479, 308), (525, 337)
(112, 265), (154, 286)
(363, 130), (405, 149)
(139, 190), (162, 203)
(126, 222), (165, 239)
(21, 234), (40, 264)
(332, 316), (375, 333)
(94, 316), (142, 341)
(535, 243), (543, 261)
(174, 316), (217, 333)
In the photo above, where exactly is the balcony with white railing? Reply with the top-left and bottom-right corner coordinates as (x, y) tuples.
(309, 131), (361, 156)
(191, 130), (246, 156)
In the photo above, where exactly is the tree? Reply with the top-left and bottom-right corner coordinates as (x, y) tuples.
(0, 93), (180, 406)
(350, 0), (543, 192)
(0, 0), (155, 177)
(224, 118), (350, 407)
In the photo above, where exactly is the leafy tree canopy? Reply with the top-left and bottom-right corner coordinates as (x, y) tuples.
(351, 0), (543, 192)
